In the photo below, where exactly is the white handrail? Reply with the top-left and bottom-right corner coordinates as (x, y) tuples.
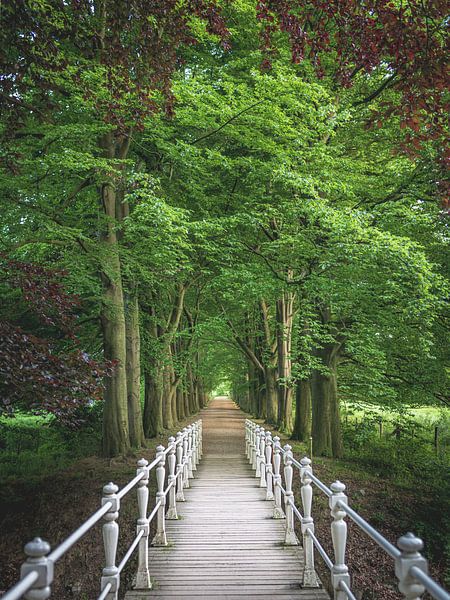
(2, 418), (203, 600)
(48, 502), (112, 562)
(245, 418), (450, 600)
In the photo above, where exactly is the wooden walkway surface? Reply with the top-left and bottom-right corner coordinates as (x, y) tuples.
(126, 397), (329, 600)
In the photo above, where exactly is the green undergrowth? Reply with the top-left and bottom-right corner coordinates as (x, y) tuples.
(0, 407), (103, 497)
(288, 426), (450, 587)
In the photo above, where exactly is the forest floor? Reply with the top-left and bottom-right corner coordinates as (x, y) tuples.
(0, 411), (448, 600)
(287, 441), (449, 600)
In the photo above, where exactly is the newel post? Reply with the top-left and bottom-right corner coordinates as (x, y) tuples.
(199, 419), (203, 458)
(20, 538), (53, 600)
(101, 482), (120, 600)
(300, 457), (320, 588)
(176, 432), (186, 502)
(152, 446), (168, 546)
(283, 445), (299, 545)
(265, 432), (274, 500)
(272, 436), (285, 519)
(329, 481), (349, 599)
(191, 425), (198, 471)
(256, 427), (264, 478)
(187, 426), (194, 479)
(134, 459), (151, 590)
(182, 428), (190, 489)
(259, 429), (267, 488)
(245, 420), (250, 460)
(395, 533), (428, 600)
(166, 437), (178, 520)
(252, 425), (259, 470)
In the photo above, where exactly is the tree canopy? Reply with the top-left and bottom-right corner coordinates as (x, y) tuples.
(0, 0), (448, 457)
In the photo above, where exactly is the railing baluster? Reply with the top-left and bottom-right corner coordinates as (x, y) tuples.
(192, 425), (198, 471)
(395, 533), (427, 600)
(20, 537), (52, 600)
(259, 429), (267, 488)
(101, 482), (120, 600)
(167, 437), (178, 519)
(256, 427), (263, 478)
(182, 428), (190, 489)
(272, 436), (285, 519)
(187, 426), (194, 479)
(283, 444), (299, 545)
(152, 446), (168, 546)
(300, 457), (320, 588)
(265, 431), (274, 500)
(199, 419), (203, 458)
(245, 420), (250, 460)
(134, 459), (151, 590)
(176, 431), (186, 502)
(252, 424), (258, 470)
(330, 481), (350, 599)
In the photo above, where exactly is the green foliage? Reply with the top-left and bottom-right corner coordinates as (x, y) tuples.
(0, 407), (102, 492)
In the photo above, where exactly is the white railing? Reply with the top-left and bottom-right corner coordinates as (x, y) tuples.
(1, 419), (203, 600)
(245, 419), (450, 600)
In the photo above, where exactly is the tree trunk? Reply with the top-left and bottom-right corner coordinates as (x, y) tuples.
(264, 365), (278, 424)
(125, 292), (145, 447)
(183, 385), (190, 417)
(162, 363), (174, 429)
(276, 293), (295, 433)
(100, 173), (130, 457)
(311, 362), (332, 457)
(292, 379), (312, 441)
(311, 343), (342, 457)
(143, 367), (163, 438)
(176, 382), (186, 422)
(329, 350), (344, 457)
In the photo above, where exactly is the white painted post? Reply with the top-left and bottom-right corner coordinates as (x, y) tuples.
(134, 459), (151, 590)
(176, 432), (186, 502)
(300, 457), (320, 588)
(272, 436), (285, 519)
(245, 420), (250, 460)
(251, 424), (258, 470)
(329, 480), (350, 599)
(265, 431), (274, 501)
(182, 428), (190, 489)
(191, 425), (198, 471)
(152, 446), (168, 546)
(187, 426), (194, 479)
(256, 427), (263, 478)
(259, 429), (267, 488)
(283, 445), (299, 545)
(195, 422), (200, 466)
(199, 419), (203, 458)
(166, 437), (178, 520)
(101, 482), (120, 599)
(20, 538), (53, 600)
(395, 533), (428, 600)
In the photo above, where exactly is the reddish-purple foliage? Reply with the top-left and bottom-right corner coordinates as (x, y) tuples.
(0, 258), (114, 424)
(256, 1), (449, 149)
(0, 0), (229, 130)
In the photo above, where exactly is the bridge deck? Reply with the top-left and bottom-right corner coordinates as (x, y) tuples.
(126, 397), (329, 600)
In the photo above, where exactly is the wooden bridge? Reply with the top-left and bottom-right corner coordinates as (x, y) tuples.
(2, 398), (449, 600)
(126, 396), (328, 599)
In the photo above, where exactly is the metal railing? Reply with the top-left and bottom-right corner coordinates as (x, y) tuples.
(245, 419), (450, 600)
(2, 419), (203, 600)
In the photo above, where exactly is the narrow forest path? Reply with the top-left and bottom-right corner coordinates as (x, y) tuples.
(125, 397), (329, 600)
